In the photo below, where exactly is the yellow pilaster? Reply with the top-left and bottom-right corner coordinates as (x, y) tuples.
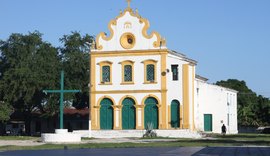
(161, 53), (168, 129)
(135, 105), (144, 130)
(112, 105), (122, 130)
(192, 65), (195, 131)
(141, 106), (145, 130)
(90, 55), (98, 130)
(168, 105), (171, 129)
(180, 105), (184, 128)
(182, 64), (190, 129)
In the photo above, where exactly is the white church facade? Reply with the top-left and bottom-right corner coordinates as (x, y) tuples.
(89, 1), (238, 138)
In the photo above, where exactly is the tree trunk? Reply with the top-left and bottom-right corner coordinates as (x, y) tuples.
(24, 111), (32, 136)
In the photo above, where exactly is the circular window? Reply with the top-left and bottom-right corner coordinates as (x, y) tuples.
(120, 33), (136, 49)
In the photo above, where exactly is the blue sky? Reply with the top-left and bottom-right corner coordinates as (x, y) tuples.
(1, 0), (270, 98)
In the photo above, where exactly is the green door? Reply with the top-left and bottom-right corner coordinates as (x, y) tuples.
(171, 100), (180, 128)
(204, 114), (212, 131)
(122, 98), (136, 129)
(100, 98), (113, 130)
(144, 97), (158, 129)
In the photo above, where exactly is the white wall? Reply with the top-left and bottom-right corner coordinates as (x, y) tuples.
(166, 54), (185, 105)
(195, 80), (238, 134)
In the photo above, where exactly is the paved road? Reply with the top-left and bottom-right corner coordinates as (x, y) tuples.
(0, 147), (269, 156)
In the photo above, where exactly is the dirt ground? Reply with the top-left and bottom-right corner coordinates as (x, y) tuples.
(0, 138), (178, 146)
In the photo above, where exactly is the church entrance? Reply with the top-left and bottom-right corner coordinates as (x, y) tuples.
(144, 97), (158, 129)
(122, 98), (136, 129)
(100, 98), (113, 130)
(171, 100), (180, 128)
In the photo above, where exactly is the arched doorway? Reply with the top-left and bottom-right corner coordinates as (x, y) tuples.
(171, 100), (180, 128)
(100, 98), (113, 130)
(122, 98), (136, 129)
(144, 97), (158, 129)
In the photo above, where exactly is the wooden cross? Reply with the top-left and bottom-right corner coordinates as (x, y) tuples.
(43, 70), (80, 129)
(126, 0), (131, 8)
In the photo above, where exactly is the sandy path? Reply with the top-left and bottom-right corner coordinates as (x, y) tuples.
(0, 140), (45, 146)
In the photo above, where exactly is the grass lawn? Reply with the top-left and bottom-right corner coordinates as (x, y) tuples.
(0, 133), (269, 151)
(0, 136), (38, 140)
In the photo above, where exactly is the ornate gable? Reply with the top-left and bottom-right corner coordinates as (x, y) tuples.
(93, 1), (166, 51)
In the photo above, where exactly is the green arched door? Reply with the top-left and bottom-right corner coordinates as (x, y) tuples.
(144, 97), (158, 129)
(122, 98), (136, 129)
(100, 98), (113, 130)
(171, 100), (180, 128)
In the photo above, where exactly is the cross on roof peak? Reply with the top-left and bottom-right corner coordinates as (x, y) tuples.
(126, 0), (131, 8)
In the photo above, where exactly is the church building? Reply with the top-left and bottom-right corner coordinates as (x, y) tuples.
(89, 1), (238, 138)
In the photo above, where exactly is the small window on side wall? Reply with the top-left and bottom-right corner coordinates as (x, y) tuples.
(171, 65), (179, 81)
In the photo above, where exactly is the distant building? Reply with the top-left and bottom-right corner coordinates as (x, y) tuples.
(88, 1), (238, 138)
(195, 76), (238, 134)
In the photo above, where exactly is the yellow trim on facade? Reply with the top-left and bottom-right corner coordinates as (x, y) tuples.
(142, 59), (158, 84)
(97, 61), (113, 85)
(160, 53), (168, 129)
(96, 95), (117, 130)
(180, 104), (183, 128)
(119, 95), (139, 107)
(135, 104), (144, 130)
(90, 55), (97, 130)
(94, 8), (166, 50)
(92, 90), (166, 94)
(120, 32), (136, 49)
(182, 64), (190, 129)
(112, 105), (122, 130)
(168, 105), (171, 129)
(119, 95), (138, 130)
(192, 65), (196, 131)
(96, 19), (116, 50)
(119, 60), (135, 84)
(140, 106), (145, 130)
(141, 94), (161, 129)
(141, 94), (161, 107)
(140, 17), (166, 48)
(91, 49), (168, 57)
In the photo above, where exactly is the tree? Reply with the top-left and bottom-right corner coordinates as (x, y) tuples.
(0, 31), (60, 134)
(59, 32), (94, 109)
(0, 101), (12, 122)
(216, 79), (270, 126)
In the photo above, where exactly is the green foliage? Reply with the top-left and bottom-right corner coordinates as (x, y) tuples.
(0, 31), (60, 111)
(0, 101), (12, 122)
(59, 31), (94, 109)
(216, 79), (270, 126)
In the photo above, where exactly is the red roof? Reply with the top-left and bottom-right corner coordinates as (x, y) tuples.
(64, 108), (89, 116)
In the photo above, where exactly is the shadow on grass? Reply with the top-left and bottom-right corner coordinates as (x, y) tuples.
(207, 133), (270, 139)
(192, 147), (270, 156)
(176, 139), (270, 146)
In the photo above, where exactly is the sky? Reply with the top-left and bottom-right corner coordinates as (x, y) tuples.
(1, 0), (270, 98)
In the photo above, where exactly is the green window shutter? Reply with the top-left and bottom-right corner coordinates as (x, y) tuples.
(124, 65), (132, 82)
(171, 100), (180, 128)
(146, 64), (155, 81)
(102, 66), (110, 82)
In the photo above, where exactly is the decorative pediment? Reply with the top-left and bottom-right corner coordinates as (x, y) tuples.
(93, 6), (166, 51)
